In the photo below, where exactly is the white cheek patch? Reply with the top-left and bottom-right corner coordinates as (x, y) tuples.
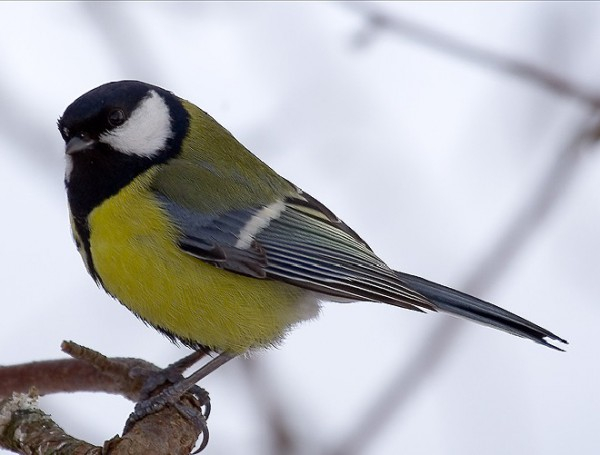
(99, 90), (173, 157)
(235, 201), (286, 249)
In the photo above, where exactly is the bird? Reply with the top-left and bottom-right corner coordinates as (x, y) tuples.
(58, 80), (566, 420)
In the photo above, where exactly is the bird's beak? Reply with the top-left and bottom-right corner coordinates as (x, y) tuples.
(65, 136), (95, 155)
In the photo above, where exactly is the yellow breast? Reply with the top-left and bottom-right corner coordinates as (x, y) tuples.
(86, 169), (317, 353)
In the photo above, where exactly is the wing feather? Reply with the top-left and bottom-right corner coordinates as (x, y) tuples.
(156, 188), (566, 349)
(157, 189), (433, 310)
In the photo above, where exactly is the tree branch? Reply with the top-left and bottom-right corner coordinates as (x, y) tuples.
(0, 341), (208, 454)
(345, 3), (600, 109)
(328, 108), (600, 455)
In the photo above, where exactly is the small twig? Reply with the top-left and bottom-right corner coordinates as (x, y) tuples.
(345, 3), (600, 109)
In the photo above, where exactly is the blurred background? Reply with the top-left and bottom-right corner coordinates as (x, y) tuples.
(0, 2), (598, 454)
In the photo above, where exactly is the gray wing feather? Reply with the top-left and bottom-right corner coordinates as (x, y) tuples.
(156, 190), (567, 349)
(156, 191), (432, 310)
(157, 194), (268, 278)
(257, 205), (431, 307)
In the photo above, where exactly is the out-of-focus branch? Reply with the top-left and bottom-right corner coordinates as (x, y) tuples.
(329, 109), (600, 455)
(461, 110), (600, 295)
(0, 81), (62, 177)
(345, 3), (600, 109)
(80, 2), (165, 81)
(0, 341), (208, 455)
(328, 318), (461, 455)
(240, 358), (301, 455)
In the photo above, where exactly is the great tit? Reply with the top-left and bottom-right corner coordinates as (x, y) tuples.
(58, 80), (566, 406)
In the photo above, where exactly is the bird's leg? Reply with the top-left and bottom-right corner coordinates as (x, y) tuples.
(135, 349), (209, 404)
(125, 352), (235, 438)
(150, 352), (235, 412)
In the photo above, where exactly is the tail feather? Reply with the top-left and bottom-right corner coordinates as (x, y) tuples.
(395, 271), (568, 351)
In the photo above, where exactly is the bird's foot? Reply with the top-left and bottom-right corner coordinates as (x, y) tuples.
(124, 350), (212, 450)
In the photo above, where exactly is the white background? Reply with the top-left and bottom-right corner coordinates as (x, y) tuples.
(0, 2), (598, 454)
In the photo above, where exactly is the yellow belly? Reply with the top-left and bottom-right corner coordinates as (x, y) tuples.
(87, 170), (317, 353)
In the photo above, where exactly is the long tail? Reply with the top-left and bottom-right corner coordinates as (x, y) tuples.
(395, 271), (568, 351)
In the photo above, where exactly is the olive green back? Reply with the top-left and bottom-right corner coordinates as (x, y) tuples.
(151, 99), (294, 214)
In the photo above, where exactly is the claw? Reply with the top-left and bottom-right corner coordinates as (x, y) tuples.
(123, 351), (234, 451)
(124, 383), (211, 432)
(130, 350), (209, 401)
(174, 402), (210, 453)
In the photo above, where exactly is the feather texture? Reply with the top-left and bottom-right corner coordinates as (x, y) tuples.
(158, 186), (566, 350)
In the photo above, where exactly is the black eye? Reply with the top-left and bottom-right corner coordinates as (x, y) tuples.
(108, 109), (126, 127)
